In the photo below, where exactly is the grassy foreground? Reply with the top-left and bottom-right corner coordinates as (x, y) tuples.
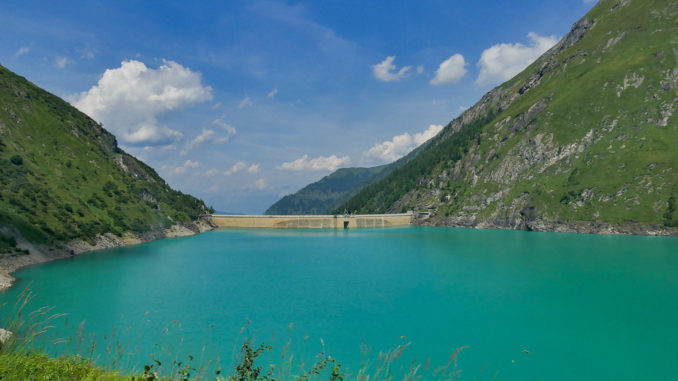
(0, 341), (345, 381)
(0, 339), (342, 381)
(0, 350), (133, 381)
(0, 339), (466, 381)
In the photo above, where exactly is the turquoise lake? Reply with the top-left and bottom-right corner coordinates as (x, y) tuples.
(2, 226), (678, 380)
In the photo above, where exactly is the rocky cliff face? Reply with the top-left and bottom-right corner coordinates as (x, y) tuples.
(339, 0), (678, 235)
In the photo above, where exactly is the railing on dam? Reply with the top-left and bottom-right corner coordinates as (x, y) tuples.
(210, 213), (413, 229)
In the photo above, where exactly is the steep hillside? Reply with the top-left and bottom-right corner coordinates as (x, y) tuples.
(338, 0), (678, 235)
(0, 64), (213, 271)
(266, 136), (435, 215)
(265, 166), (389, 215)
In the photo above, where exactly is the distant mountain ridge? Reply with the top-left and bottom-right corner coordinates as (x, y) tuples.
(265, 137), (434, 215)
(336, 0), (678, 235)
(0, 64), (213, 280)
(265, 166), (389, 215)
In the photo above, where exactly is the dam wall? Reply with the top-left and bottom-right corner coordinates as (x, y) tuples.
(210, 213), (412, 229)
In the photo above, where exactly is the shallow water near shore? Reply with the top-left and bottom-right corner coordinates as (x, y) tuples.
(2, 226), (678, 379)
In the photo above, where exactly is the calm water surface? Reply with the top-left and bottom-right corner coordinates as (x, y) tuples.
(2, 227), (678, 380)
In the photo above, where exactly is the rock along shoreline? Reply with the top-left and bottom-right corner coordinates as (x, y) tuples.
(0, 218), (215, 291)
(3, 215), (675, 290)
(417, 215), (678, 236)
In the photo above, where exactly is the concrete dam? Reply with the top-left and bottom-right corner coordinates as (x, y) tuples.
(211, 213), (413, 229)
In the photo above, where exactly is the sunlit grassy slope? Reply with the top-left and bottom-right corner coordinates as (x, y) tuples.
(337, 0), (678, 232)
(0, 64), (212, 253)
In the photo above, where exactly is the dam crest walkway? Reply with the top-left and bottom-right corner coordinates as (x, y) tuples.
(210, 213), (413, 229)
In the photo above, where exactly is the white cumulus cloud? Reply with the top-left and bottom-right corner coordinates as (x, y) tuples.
(181, 121), (234, 155)
(364, 124), (444, 163)
(78, 48), (95, 60)
(181, 128), (215, 155)
(172, 159), (201, 174)
(267, 88), (278, 98)
(223, 161), (259, 176)
(277, 154), (350, 171)
(238, 96), (253, 109)
(476, 32), (558, 86)
(372, 56), (411, 82)
(71, 59), (212, 145)
(203, 168), (219, 177)
(191, 128), (214, 145)
(56, 56), (69, 69)
(430, 54), (468, 85)
(212, 118), (237, 134)
(14, 47), (30, 57)
(224, 161), (247, 176)
(254, 178), (268, 190)
(247, 164), (260, 174)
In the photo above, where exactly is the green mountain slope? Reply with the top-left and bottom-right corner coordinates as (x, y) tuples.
(265, 166), (389, 215)
(265, 136), (436, 215)
(338, 0), (678, 234)
(0, 64), (213, 257)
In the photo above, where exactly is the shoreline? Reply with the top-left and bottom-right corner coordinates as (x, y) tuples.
(0, 218), (215, 291)
(418, 215), (678, 236)
(3, 215), (675, 290)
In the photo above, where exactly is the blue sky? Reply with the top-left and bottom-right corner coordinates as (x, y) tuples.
(0, 0), (597, 213)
